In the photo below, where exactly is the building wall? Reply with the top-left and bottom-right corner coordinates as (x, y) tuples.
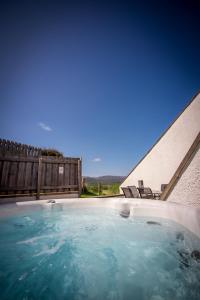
(167, 145), (200, 206)
(120, 93), (200, 192)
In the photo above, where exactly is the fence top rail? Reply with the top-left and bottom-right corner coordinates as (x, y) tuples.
(41, 157), (80, 163)
(0, 156), (80, 163)
(0, 156), (39, 162)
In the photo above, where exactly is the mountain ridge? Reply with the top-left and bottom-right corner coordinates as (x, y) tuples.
(84, 175), (125, 184)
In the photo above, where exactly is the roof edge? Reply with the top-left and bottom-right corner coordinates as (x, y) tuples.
(120, 90), (200, 187)
(160, 131), (200, 200)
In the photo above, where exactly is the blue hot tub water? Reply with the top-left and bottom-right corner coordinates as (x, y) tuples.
(0, 203), (200, 300)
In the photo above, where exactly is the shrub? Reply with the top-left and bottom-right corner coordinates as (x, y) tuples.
(41, 148), (63, 157)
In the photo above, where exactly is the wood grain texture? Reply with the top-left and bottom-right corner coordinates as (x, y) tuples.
(36, 158), (42, 200)
(0, 154), (81, 198)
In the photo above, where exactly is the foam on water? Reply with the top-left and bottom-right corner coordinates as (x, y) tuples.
(0, 203), (200, 300)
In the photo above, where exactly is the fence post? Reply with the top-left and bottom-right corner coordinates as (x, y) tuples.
(77, 157), (82, 197)
(36, 157), (42, 200)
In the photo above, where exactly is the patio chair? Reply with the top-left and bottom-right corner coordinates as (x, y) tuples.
(121, 187), (133, 198)
(138, 187), (155, 199)
(128, 186), (140, 198)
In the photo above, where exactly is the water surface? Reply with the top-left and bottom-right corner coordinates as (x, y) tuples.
(0, 203), (200, 300)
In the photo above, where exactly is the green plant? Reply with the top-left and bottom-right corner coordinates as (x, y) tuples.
(110, 183), (120, 194)
(80, 182), (120, 197)
(41, 148), (63, 157)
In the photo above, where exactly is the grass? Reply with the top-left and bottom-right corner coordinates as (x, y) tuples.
(80, 183), (121, 198)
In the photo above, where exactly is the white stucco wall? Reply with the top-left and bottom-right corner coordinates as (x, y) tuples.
(167, 145), (200, 206)
(120, 93), (200, 192)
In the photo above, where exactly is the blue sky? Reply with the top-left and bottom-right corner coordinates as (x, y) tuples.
(0, 0), (199, 176)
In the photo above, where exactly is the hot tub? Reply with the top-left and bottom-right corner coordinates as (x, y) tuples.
(0, 198), (200, 300)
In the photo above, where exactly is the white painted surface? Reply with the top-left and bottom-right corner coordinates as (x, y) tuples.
(0, 193), (79, 204)
(0, 198), (197, 238)
(167, 145), (200, 206)
(120, 93), (200, 191)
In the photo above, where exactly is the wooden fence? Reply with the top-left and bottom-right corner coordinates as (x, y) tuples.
(0, 139), (42, 157)
(0, 140), (82, 199)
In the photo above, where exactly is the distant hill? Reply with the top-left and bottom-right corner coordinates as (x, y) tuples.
(84, 175), (125, 185)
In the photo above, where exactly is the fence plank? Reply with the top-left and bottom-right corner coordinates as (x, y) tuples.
(0, 161), (3, 186)
(78, 159), (82, 195)
(70, 163), (75, 191)
(8, 161), (18, 189)
(24, 162), (32, 188)
(45, 163), (52, 193)
(36, 158), (42, 200)
(52, 163), (57, 192)
(64, 163), (70, 190)
(58, 163), (64, 191)
(17, 162), (26, 188)
(31, 162), (38, 189)
(1, 161), (10, 187)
